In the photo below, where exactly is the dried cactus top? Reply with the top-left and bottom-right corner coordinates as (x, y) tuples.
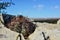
(2, 14), (36, 39)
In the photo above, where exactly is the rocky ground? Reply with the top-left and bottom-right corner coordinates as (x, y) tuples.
(28, 22), (60, 40)
(0, 14), (60, 40)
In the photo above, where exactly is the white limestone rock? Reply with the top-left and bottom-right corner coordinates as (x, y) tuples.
(0, 22), (25, 40)
(28, 22), (60, 40)
(57, 19), (60, 24)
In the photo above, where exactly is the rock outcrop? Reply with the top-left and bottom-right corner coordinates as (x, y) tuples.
(57, 19), (60, 24)
(28, 22), (60, 40)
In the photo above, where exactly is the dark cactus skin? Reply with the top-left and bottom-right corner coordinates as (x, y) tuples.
(2, 13), (15, 28)
(2, 14), (36, 39)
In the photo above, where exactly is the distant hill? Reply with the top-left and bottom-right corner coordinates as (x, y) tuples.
(33, 18), (60, 24)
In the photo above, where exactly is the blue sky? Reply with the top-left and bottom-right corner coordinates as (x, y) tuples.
(1, 0), (60, 18)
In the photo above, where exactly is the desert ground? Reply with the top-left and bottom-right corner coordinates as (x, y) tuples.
(0, 14), (60, 40)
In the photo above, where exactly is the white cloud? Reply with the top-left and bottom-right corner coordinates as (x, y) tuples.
(17, 12), (23, 15)
(54, 6), (59, 9)
(19, 13), (22, 14)
(33, 4), (44, 9)
(38, 5), (44, 8)
(51, 5), (59, 9)
(50, 5), (60, 10)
